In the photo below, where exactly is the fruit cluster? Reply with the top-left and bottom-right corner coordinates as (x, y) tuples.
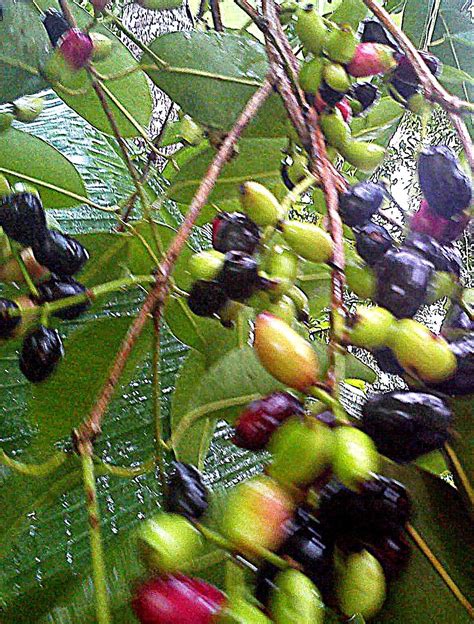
(0, 188), (90, 382)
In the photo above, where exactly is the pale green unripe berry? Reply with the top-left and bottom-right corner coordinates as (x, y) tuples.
(270, 569), (325, 624)
(299, 57), (325, 93)
(281, 221), (333, 264)
(339, 141), (386, 173)
(91, 32), (113, 62)
(337, 550), (386, 619)
(219, 598), (272, 623)
(347, 305), (395, 349)
(324, 24), (358, 64)
(240, 182), (284, 226)
(345, 256), (376, 299)
(264, 245), (299, 296)
(189, 249), (225, 281)
(266, 295), (297, 325)
(332, 426), (379, 490)
(12, 96), (44, 123)
(287, 285), (310, 321)
(319, 110), (351, 149)
(295, 5), (328, 55)
(323, 62), (352, 93)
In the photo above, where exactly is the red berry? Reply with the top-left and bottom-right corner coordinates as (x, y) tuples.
(132, 575), (226, 624)
(59, 29), (94, 70)
(336, 98), (352, 123)
(410, 199), (469, 243)
(347, 43), (397, 78)
(233, 391), (304, 450)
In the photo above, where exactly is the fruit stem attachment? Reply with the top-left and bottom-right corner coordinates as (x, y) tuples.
(12, 248), (39, 298)
(308, 385), (349, 424)
(281, 173), (318, 214)
(0, 448), (67, 477)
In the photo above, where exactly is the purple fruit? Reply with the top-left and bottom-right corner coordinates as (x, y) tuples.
(34, 276), (90, 320)
(187, 280), (228, 317)
(361, 20), (398, 50)
(404, 233), (462, 277)
(212, 212), (260, 255)
(349, 83), (379, 116)
(167, 462), (209, 519)
(394, 51), (441, 86)
(410, 199), (470, 243)
(441, 304), (474, 340)
(319, 81), (346, 106)
(19, 325), (64, 383)
(0, 193), (47, 247)
(42, 8), (70, 47)
(0, 298), (21, 338)
(218, 251), (260, 301)
(355, 222), (394, 265)
(339, 182), (385, 227)
(32, 231), (89, 276)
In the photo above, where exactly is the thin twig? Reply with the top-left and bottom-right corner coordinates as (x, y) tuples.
(152, 313), (168, 496)
(210, 0), (224, 31)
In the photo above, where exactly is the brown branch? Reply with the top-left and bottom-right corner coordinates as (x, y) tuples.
(210, 0), (224, 31)
(74, 79), (273, 447)
(449, 112), (474, 173)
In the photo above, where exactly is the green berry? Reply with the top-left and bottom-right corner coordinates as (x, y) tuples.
(136, 0), (183, 9)
(425, 271), (458, 304)
(90, 32), (113, 62)
(136, 513), (204, 574)
(0, 113), (14, 132)
(324, 24), (358, 64)
(319, 110), (351, 149)
(295, 5), (328, 55)
(189, 249), (225, 281)
(299, 57), (325, 93)
(323, 62), (352, 93)
(268, 416), (334, 487)
(345, 256), (376, 299)
(281, 220), (333, 263)
(264, 245), (299, 296)
(337, 550), (386, 619)
(270, 569), (324, 624)
(254, 312), (320, 391)
(219, 598), (271, 623)
(266, 295), (297, 325)
(347, 305), (395, 349)
(287, 285), (310, 321)
(0, 175), (11, 197)
(332, 426), (379, 490)
(179, 115), (205, 145)
(12, 96), (44, 123)
(240, 182), (284, 226)
(339, 140), (385, 172)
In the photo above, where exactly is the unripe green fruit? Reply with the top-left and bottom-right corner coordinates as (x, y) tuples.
(323, 62), (352, 93)
(268, 416), (334, 486)
(179, 115), (205, 145)
(221, 475), (294, 557)
(270, 569), (324, 624)
(0, 113), (14, 132)
(299, 57), (324, 94)
(326, 146), (339, 164)
(136, 0), (183, 9)
(332, 426), (379, 490)
(12, 96), (44, 123)
(137, 513), (204, 574)
(339, 140), (385, 172)
(90, 32), (113, 62)
(347, 305), (395, 349)
(425, 271), (458, 304)
(189, 249), (225, 281)
(345, 256), (376, 299)
(219, 598), (271, 623)
(324, 24), (358, 64)
(12, 182), (40, 198)
(0, 174), (11, 197)
(265, 245), (299, 296)
(240, 182), (284, 226)
(43, 49), (78, 84)
(287, 285), (310, 321)
(281, 221), (333, 263)
(295, 5), (328, 55)
(266, 295), (297, 325)
(319, 110), (351, 149)
(388, 319), (457, 383)
(254, 312), (320, 391)
(337, 550), (386, 619)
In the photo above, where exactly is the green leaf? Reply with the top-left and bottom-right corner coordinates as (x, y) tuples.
(77, 232), (131, 285)
(0, 127), (87, 208)
(444, 396), (474, 514)
(36, 0), (153, 137)
(167, 137), (288, 204)
(439, 64), (474, 88)
(330, 0), (369, 29)
(351, 98), (405, 142)
(28, 317), (153, 447)
(0, 0), (50, 104)
(143, 31), (288, 136)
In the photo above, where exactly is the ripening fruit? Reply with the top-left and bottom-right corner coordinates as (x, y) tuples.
(218, 251), (261, 301)
(332, 426), (379, 490)
(264, 245), (298, 296)
(280, 221), (333, 263)
(347, 305), (395, 349)
(338, 140), (385, 172)
(240, 182), (284, 227)
(0, 248), (49, 284)
(266, 296), (297, 324)
(319, 110), (351, 149)
(388, 319), (457, 383)
(337, 550), (386, 619)
(137, 513), (204, 574)
(270, 569), (324, 624)
(299, 57), (324, 94)
(268, 416), (335, 487)
(189, 250), (225, 281)
(347, 43), (397, 77)
(59, 29), (94, 70)
(254, 312), (320, 391)
(90, 32), (113, 62)
(324, 24), (358, 64)
(295, 5), (328, 55)
(221, 475), (294, 556)
(336, 98), (352, 123)
(410, 199), (469, 243)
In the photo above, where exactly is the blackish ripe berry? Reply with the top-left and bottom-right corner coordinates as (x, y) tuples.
(212, 212), (260, 254)
(42, 8), (70, 47)
(388, 77), (419, 105)
(32, 231), (89, 276)
(339, 182), (385, 227)
(34, 276), (90, 320)
(0, 193), (47, 246)
(319, 81), (346, 106)
(233, 391), (304, 450)
(187, 280), (228, 317)
(218, 251), (260, 301)
(360, 390), (452, 463)
(361, 20), (398, 49)
(394, 51), (441, 86)
(404, 233), (462, 277)
(441, 303), (474, 340)
(349, 83), (379, 116)
(374, 249), (433, 318)
(425, 334), (474, 396)
(19, 325), (64, 383)
(0, 298), (21, 339)
(167, 462), (209, 519)
(355, 222), (394, 265)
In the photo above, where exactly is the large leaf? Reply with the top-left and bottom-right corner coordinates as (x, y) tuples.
(0, 0), (49, 104)
(143, 31), (288, 136)
(444, 396), (474, 514)
(0, 127), (87, 208)
(35, 0), (153, 137)
(351, 98), (404, 142)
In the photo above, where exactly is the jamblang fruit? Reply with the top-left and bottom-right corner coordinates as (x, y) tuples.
(221, 475), (294, 556)
(42, 8), (70, 46)
(324, 24), (358, 64)
(58, 29), (94, 70)
(295, 5), (328, 55)
(404, 232), (462, 276)
(299, 57), (324, 94)
(189, 250), (225, 282)
(254, 313), (320, 391)
(426, 334), (474, 396)
(32, 231), (89, 276)
(19, 326), (64, 382)
(418, 146), (472, 218)
(347, 43), (397, 77)
(219, 598), (271, 623)
(187, 280), (228, 317)
(355, 222), (394, 266)
(218, 251), (260, 301)
(212, 212), (260, 255)
(0, 298), (21, 339)
(323, 63), (352, 94)
(34, 276), (90, 320)
(239, 182), (283, 227)
(336, 549), (386, 619)
(361, 20), (398, 49)
(12, 96), (45, 123)
(394, 51), (442, 85)
(410, 199), (469, 243)
(233, 391), (304, 450)
(319, 110), (351, 150)
(338, 140), (385, 172)
(441, 303), (474, 340)
(318, 81), (346, 106)
(349, 83), (379, 116)
(332, 426), (379, 490)
(264, 245), (298, 296)
(132, 575), (226, 624)
(346, 305), (395, 349)
(280, 221), (333, 264)
(269, 569), (324, 624)
(0, 192), (47, 246)
(360, 390), (452, 463)
(339, 182), (385, 227)
(167, 462), (209, 519)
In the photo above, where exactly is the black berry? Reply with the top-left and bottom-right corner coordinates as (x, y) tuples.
(394, 51), (441, 86)
(212, 212), (260, 255)
(187, 280), (228, 317)
(349, 83), (379, 116)
(0, 193), (47, 246)
(218, 251), (260, 301)
(361, 20), (398, 50)
(42, 8), (70, 47)
(404, 232), (462, 277)
(0, 298), (21, 339)
(34, 276), (90, 320)
(32, 231), (89, 276)
(355, 222), (394, 265)
(339, 182), (385, 227)
(167, 462), (209, 519)
(319, 81), (346, 106)
(388, 77), (419, 104)
(441, 303), (474, 340)
(19, 325), (64, 383)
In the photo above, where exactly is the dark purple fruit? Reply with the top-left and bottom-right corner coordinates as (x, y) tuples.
(319, 81), (346, 106)
(441, 303), (474, 340)
(418, 146), (472, 218)
(361, 20), (398, 50)
(167, 462), (209, 519)
(374, 249), (433, 318)
(42, 8), (70, 47)
(426, 334), (474, 396)
(394, 51), (441, 86)
(349, 83), (379, 116)
(355, 222), (394, 265)
(218, 251), (260, 301)
(360, 391), (452, 463)
(233, 391), (304, 450)
(32, 231), (89, 276)
(19, 325), (64, 382)
(34, 276), (90, 320)
(0, 298), (21, 339)
(388, 78), (419, 105)
(372, 347), (404, 375)
(187, 280), (228, 317)
(212, 212), (260, 255)
(404, 233), (462, 277)
(0, 193), (47, 246)
(339, 182), (385, 227)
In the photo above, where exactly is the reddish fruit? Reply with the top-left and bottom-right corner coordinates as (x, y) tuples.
(347, 43), (397, 78)
(410, 199), (469, 243)
(336, 98), (352, 123)
(132, 575), (226, 624)
(59, 29), (94, 70)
